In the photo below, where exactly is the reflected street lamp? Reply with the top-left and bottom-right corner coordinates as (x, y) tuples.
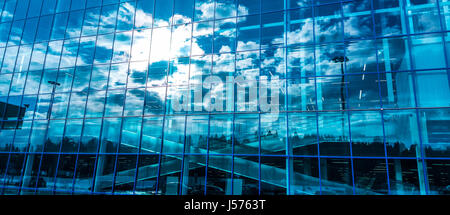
(332, 56), (349, 111)
(47, 81), (61, 120)
(332, 56), (349, 142)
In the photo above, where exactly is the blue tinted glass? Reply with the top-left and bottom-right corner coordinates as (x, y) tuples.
(51, 12), (69, 40)
(174, 0), (194, 24)
(0, 22), (12, 47)
(116, 1), (135, 31)
(0, 0), (447, 196)
(99, 4), (118, 34)
(82, 7), (100, 36)
(237, 15), (260, 51)
(195, 0), (214, 21)
(36, 15), (53, 42)
(66, 10), (84, 38)
(261, 0), (284, 13)
(21, 18), (39, 44)
(103, 0), (119, 5)
(8, 20), (24, 46)
(77, 36), (96, 66)
(14, 0), (29, 20)
(42, 0), (57, 15)
(95, 34), (114, 64)
(56, 0), (71, 13)
(154, 0), (173, 27)
(28, 0), (43, 18)
(238, 0), (259, 15)
(135, 0), (153, 29)
(215, 0), (237, 19)
(1, 0), (17, 22)
(87, 0), (102, 8)
(71, 0), (86, 10)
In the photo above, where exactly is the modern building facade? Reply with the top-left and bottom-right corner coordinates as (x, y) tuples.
(0, 0), (449, 195)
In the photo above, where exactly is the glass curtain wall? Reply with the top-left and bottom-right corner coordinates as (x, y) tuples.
(0, 0), (449, 195)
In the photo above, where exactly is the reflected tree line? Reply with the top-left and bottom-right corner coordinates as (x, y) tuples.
(2, 132), (449, 156)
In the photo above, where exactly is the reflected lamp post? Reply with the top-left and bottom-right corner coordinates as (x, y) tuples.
(332, 56), (349, 111)
(332, 56), (349, 141)
(47, 81), (60, 120)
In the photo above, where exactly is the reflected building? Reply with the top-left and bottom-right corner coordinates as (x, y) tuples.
(0, 0), (449, 195)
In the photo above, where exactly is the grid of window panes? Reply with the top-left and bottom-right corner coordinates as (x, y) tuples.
(0, 0), (449, 195)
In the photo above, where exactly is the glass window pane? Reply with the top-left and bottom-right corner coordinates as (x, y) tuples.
(120, 117), (142, 153)
(315, 3), (343, 43)
(215, 0), (236, 19)
(291, 157), (320, 195)
(237, 15), (259, 51)
(66, 10), (84, 39)
(425, 159), (450, 194)
(343, 0), (374, 39)
(114, 155), (137, 193)
(99, 4), (118, 34)
(318, 112), (350, 156)
(214, 18), (236, 53)
(260, 113), (286, 155)
(94, 34), (114, 64)
(261, 156), (286, 195)
(135, 154), (159, 194)
(112, 31), (132, 63)
(233, 155), (259, 195)
(237, 0), (259, 16)
(116, 2), (135, 31)
(234, 113), (259, 155)
(379, 71), (416, 108)
(93, 154), (116, 193)
(261, 11), (285, 48)
(80, 118), (102, 153)
(104, 89), (125, 117)
(100, 117), (122, 153)
(384, 109), (420, 157)
(353, 159), (388, 195)
(288, 112), (318, 156)
(51, 13), (68, 40)
(157, 155), (182, 195)
(85, 90), (105, 117)
(42, 0), (57, 15)
(415, 70), (450, 107)
(82, 7), (101, 37)
(141, 116), (163, 153)
(108, 63), (128, 89)
(407, 0), (441, 34)
(135, 0), (154, 29)
(374, 0), (406, 36)
(287, 7), (313, 46)
(194, 0), (214, 21)
(73, 155), (96, 192)
(62, 119), (82, 152)
(350, 111), (385, 157)
(162, 115), (185, 154)
(130, 29), (151, 61)
(174, 0), (194, 24)
(418, 108), (450, 158)
(206, 155), (232, 195)
(388, 159), (422, 195)
(185, 115), (208, 153)
(209, 114), (233, 154)
(319, 158), (353, 195)
(45, 119), (65, 152)
(144, 86), (166, 115)
(154, 0), (173, 27)
(180, 155), (206, 195)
